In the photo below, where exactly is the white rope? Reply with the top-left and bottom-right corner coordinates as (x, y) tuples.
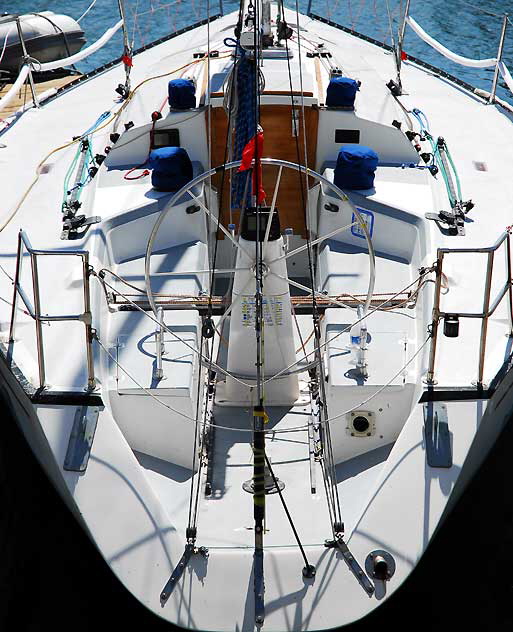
(407, 15), (513, 96)
(0, 66), (30, 112)
(498, 61), (513, 95)
(37, 19), (123, 71)
(0, 19), (123, 110)
(77, 0), (98, 23)
(406, 16), (497, 68)
(0, 24), (14, 65)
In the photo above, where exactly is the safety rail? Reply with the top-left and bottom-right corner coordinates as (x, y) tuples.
(0, 17), (123, 114)
(307, 1), (512, 105)
(427, 231), (513, 386)
(109, 292), (414, 311)
(403, 10), (511, 104)
(8, 230), (95, 391)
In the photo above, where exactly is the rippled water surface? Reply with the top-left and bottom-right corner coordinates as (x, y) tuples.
(2, 0), (513, 102)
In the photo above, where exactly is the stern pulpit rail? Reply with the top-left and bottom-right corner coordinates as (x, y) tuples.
(427, 230), (513, 387)
(8, 229), (95, 391)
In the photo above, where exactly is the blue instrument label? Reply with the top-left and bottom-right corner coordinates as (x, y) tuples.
(351, 208), (374, 239)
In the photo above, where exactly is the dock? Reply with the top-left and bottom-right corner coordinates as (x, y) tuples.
(0, 74), (80, 118)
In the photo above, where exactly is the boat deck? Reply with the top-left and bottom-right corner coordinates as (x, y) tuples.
(136, 398), (392, 551)
(2, 8), (512, 631)
(1, 10), (511, 392)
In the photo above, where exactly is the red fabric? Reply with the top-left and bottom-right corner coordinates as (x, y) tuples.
(401, 50), (408, 61)
(238, 130), (266, 204)
(122, 54), (133, 67)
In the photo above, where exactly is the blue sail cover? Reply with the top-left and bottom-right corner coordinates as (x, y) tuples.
(149, 147), (193, 192)
(232, 50), (257, 209)
(334, 145), (379, 190)
(326, 77), (359, 108)
(168, 78), (196, 109)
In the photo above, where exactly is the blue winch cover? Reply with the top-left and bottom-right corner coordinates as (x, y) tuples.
(168, 78), (196, 109)
(326, 77), (359, 108)
(334, 145), (379, 190)
(149, 146), (193, 192)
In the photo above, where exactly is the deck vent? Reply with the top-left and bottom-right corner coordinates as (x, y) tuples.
(347, 411), (375, 437)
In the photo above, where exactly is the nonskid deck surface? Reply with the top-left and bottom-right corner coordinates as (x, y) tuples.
(136, 402), (391, 549)
(134, 304), (394, 548)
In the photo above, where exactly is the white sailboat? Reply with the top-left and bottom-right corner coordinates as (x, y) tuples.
(1, 1), (513, 629)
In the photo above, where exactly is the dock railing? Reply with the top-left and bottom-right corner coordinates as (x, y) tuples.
(427, 231), (513, 387)
(8, 230), (96, 392)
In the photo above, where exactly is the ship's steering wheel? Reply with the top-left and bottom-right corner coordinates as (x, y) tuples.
(144, 158), (376, 327)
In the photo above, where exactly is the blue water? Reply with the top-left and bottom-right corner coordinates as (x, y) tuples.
(3, 0), (513, 102)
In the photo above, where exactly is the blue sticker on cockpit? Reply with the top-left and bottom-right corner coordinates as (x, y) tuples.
(351, 208), (374, 240)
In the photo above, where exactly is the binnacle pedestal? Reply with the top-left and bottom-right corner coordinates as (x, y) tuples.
(223, 208), (299, 405)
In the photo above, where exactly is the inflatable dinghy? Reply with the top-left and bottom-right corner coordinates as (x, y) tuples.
(0, 11), (85, 74)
